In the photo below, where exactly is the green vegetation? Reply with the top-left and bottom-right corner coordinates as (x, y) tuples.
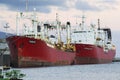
(5, 70), (26, 80)
(0, 69), (26, 80)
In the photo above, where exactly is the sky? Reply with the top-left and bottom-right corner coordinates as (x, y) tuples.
(0, 0), (120, 33)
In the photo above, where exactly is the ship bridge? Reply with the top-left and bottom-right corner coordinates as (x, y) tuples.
(71, 30), (95, 44)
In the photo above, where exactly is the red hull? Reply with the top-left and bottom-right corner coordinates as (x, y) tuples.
(6, 36), (116, 67)
(75, 44), (116, 64)
(6, 36), (75, 67)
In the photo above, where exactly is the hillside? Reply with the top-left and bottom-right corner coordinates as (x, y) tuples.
(0, 31), (13, 39)
(0, 31), (6, 39)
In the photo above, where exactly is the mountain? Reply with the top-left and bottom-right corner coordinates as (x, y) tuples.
(0, 31), (13, 39)
(0, 31), (6, 39)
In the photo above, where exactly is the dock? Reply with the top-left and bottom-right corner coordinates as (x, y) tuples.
(112, 58), (120, 62)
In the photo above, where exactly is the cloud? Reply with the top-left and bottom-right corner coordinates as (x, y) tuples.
(0, 0), (67, 13)
(75, 1), (100, 11)
(74, 0), (119, 11)
(0, 0), (119, 13)
(102, 0), (118, 3)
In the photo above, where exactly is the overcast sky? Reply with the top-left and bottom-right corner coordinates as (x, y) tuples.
(0, 0), (120, 32)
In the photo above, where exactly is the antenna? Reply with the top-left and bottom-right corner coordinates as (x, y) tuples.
(26, 0), (28, 12)
(56, 13), (58, 23)
(98, 19), (100, 30)
(56, 13), (61, 43)
(82, 14), (85, 25)
(80, 12), (86, 30)
(81, 11), (86, 25)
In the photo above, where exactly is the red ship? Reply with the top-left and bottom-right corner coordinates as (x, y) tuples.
(6, 11), (116, 67)
(6, 36), (76, 67)
(6, 12), (76, 67)
(71, 18), (116, 64)
(75, 44), (116, 64)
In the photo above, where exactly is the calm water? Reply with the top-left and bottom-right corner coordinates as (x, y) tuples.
(13, 62), (120, 80)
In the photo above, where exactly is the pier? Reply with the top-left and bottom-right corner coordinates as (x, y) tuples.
(112, 58), (120, 62)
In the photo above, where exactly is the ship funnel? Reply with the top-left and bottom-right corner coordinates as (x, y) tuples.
(67, 22), (70, 26)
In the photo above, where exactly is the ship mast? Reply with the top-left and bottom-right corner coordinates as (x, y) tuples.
(16, 12), (21, 36)
(98, 19), (100, 30)
(16, 0), (28, 36)
(33, 8), (38, 38)
(56, 13), (61, 43)
(81, 14), (86, 30)
(26, 0), (28, 12)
